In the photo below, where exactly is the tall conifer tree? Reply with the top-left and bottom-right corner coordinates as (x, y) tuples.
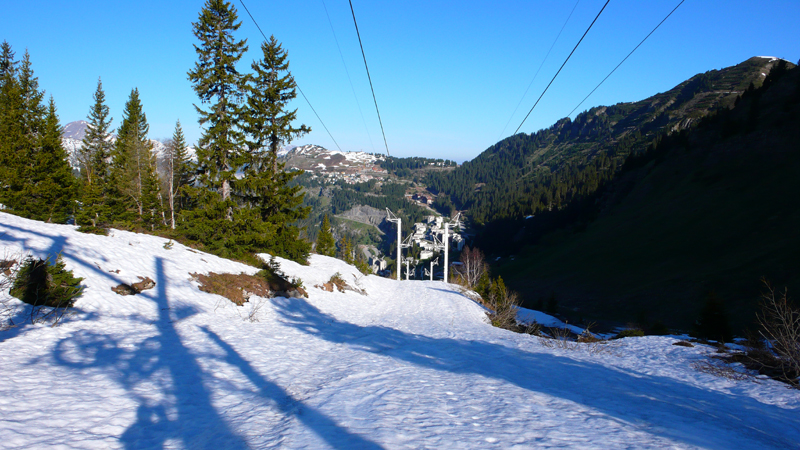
(243, 35), (310, 174)
(16, 97), (76, 222)
(110, 88), (158, 223)
(316, 215), (335, 257)
(237, 35), (311, 261)
(163, 120), (193, 229)
(187, 0), (247, 205)
(1, 49), (46, 214)
(0, 42), (21, 197)
(77, 78), (113, 228)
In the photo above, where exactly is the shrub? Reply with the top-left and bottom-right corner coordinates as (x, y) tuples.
(485, 276), (519, 330)
(76, 225), (109, 235)
(751, 280), (800, 385)
(613, 329), (645, 339)
(10, 255), (83, 309)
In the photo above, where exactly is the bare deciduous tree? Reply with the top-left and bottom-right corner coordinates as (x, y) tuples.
(458, 246), (487, 288)
(757, 280), (800, 381)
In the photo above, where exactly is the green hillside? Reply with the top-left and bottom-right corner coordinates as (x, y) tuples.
(427, 57), (788, 230)
(496, 61), (800, 333)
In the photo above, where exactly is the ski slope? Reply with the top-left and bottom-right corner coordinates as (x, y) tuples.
(0, 212), (798, 449)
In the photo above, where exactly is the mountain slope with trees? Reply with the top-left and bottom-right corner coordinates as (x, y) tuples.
(428, 57), (788, 230)
(495, 60), (800, 333)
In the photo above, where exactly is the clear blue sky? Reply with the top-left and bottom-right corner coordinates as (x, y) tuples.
(5, 0), (799, 161)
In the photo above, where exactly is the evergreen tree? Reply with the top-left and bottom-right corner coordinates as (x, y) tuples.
(235, 34), (311, 261)
(0, 42), (21, 199)
(338, 236), (354, 264)
(183, 1), (311, 262)
(243, 35), (310, 174)
(17, 50), (45, 137)
(316, 214), (335, 256)
(77, 78), (113, 228)
(110, 88), (158, 224)
(0, 41), (16, 76)
(163, 120), (193, 229)
(187, 0), (248, 205)
(14, 97), (76, 223)
(0, 49), (47, 214)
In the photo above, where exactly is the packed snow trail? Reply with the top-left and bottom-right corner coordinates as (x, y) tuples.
(0, 212), (799, 449)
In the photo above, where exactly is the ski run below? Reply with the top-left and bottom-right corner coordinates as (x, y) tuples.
(0, 212), (798, 449)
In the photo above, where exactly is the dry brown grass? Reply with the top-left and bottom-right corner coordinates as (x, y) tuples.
(191, 270), (307, 306)
(314, 272), (367, 296)
(192, 272), (273, 306)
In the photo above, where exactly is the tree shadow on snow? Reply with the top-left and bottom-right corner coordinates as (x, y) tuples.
(53, 257), (249, 449)
(49, 256), (380, 449)
(198, 325), (383, 449)
(271, 296), (800, 450)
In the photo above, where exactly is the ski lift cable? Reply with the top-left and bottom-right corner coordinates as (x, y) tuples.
(239, 0), (343, 152)
(566, 0), (686, 118)
(348, 0), (391, 157)
(321, 0), (376, 153)
(497, 0), (581, 141)
(512, 0), (611, 136)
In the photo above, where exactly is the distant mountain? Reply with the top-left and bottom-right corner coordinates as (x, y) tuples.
(282, 144), (385, 174)
(60, 123), (175, 170)
(62, 120), (88, 140)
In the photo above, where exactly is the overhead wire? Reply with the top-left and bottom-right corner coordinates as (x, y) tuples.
(512, 0), (611, 136)
(321, 0), (376, 153)
(348, 0), (391, 156)
(566, 0), (686, 118)
(238, 0), (343, 152)
(497, 0), (581, 141)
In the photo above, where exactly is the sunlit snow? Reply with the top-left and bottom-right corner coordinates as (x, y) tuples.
(0, 212), (798, 449)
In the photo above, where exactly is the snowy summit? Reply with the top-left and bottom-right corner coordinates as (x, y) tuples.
(0, 211), (798, 449)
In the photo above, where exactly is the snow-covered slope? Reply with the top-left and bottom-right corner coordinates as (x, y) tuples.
(0, 212), (798, 449)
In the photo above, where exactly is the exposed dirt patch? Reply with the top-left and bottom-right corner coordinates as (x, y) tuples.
(111, 277), (156, 296)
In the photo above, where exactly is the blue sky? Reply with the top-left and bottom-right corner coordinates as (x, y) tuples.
(5, 0), (799, 161)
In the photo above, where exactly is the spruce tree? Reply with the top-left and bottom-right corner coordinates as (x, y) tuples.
(0, 42), (20, 198)
(243, 35), (310, 174)
(17, 97), (76, 223)
(77, 78), (113, 228)
(17, 50), (45, 137)
(0, 41), (16, 78)
(163, 120), (192, 229)
(316, 214), (335, 256)
(110, 88), (157, 224)
(238, 35), (311, 261)
(0, 49), (46, 215)
(187, 0), (248, 204)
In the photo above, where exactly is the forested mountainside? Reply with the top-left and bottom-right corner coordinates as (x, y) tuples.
(495, 60), (800, 333)
(427, 57), (790, 227)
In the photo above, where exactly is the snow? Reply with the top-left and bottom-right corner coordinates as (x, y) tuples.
(1, 211), (799, 449)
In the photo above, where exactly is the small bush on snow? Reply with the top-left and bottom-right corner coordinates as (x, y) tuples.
(10, 255), (83, 309)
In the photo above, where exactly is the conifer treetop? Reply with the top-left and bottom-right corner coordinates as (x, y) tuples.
(80, 78), (113, 185)
(244, 35), (310, 172)
(0, 41), (17, 77)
